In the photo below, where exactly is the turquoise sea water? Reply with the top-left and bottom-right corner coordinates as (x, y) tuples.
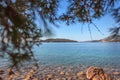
(34, 42), (120, 68)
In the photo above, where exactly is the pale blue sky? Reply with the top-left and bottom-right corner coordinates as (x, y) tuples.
(50, 14), (116, 41)
(36, 0), (117, 41)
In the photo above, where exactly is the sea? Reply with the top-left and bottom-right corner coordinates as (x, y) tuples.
(33, 42), (120, 68)
(0, 42), (120, 69)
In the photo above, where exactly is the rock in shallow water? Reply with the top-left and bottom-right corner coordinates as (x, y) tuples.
(113, 71), (120, 75)
(47, 74), (53, 79)
(86, 66), (111, 80)
(0, 69), (4, 75)
(0, 76), (3, 80)
(60, 71), (65, 75)
(77, 71), (85, 77)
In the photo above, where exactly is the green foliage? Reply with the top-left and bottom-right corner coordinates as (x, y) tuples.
(112, 7), (120, 24)
(59, 0), (115, 24)
(0, 0), (120, 68)
(109, 27), (120, 37)
(0, 2), (42, 68)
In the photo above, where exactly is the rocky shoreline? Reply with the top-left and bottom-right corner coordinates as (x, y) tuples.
(0, 65), (120, 80)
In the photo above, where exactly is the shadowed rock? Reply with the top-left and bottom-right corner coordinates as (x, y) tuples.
(86, 66), (111, 80)
(0, 70), (4, 75)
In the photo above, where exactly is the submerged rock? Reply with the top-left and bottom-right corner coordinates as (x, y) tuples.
(8, 69), (14, 76)
(77, 71), (85, 77)
(60, 71), (65, 75)
(0, 70), (4, 75)
(86, 66), (111, 80)
(113, 71), (120, 75)
(0, 76), (2, 80)
(47, 74), (53, 79)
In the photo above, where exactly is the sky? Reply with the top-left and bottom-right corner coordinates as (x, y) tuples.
(36, 0), (118, 42)
(49, 15), (116, 41)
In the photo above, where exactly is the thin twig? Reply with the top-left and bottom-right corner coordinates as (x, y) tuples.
(88, 23), (93, 40)
(81, 22), (84, 34)
(91, 22), (104, 35)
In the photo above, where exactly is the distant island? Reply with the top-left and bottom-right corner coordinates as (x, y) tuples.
(100, 35), (120, 42)
(87, 35), (120, 42)
(35, 35), (120, 42)
(41, 38), (78, 42)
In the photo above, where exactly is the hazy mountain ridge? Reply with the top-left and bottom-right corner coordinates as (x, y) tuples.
(100, 35), (120, 42)
(40, 35), (120, 42)
(84, 35), (120, 42)
(41, 38), (78, 42)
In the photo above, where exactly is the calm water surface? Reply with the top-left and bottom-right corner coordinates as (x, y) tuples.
(34, 42), (120, 68)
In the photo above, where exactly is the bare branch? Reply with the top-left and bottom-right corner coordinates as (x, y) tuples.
(88, 23), (93, 40)
(91, 22), (104, 35)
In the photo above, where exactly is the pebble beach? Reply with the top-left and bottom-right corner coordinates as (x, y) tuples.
(0, 64), (120, 80)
